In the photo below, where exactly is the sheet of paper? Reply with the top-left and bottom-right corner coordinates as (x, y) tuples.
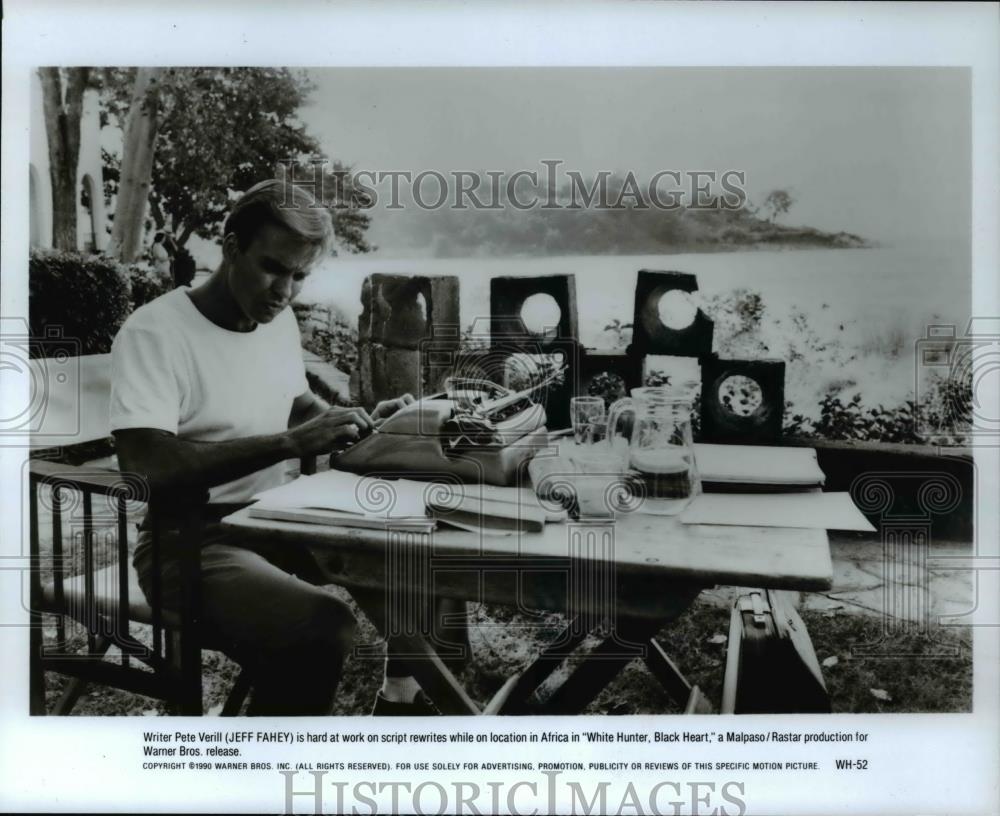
(679, 491), (875, 531)
(694, 443), (826, 486)
(435, 517), (516, 536)
(431, 483), (566, 520)
(433, 482), (534, 506)
(252, 469), (428, 518)
(249, 504), (435, 531)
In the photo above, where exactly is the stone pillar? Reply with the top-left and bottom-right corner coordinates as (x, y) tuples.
(356, 274), (460, 408)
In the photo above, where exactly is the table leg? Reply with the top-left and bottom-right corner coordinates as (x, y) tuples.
(350, 588), (481, 715)
(538, 615), (665, 714)
(484, 616), (592, 715)
(536, 582), (707, 714)
(644, 638), (715, 714)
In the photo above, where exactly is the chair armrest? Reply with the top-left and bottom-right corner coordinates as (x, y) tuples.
(32, 454), (320, 491)
(29, 459), (146, 499)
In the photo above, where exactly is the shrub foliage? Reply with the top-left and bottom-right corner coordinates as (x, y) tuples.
(29, 250), (133, 357)
(127, 264), (173, 309)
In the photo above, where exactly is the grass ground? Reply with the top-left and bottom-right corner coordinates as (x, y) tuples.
(42, 589), (971, 716)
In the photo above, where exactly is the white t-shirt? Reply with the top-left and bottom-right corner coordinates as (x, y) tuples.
(110, 288), (309, 503)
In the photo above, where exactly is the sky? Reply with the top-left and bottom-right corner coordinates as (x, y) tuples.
(299, 67), (970, 249)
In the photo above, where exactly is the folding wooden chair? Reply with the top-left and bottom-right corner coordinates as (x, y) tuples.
(27, 352), (317, 715)
(27, 459), (252, 716)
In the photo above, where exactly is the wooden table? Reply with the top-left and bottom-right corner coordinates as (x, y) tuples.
(221, 507), (832, 714)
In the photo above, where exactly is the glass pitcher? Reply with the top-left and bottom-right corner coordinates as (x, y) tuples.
(606, 386), (701, 515)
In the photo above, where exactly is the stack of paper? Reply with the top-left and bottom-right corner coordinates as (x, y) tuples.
(248, 505), (435, 532)
(249, 470), (566, 534)
(694, 444), (825, 491)
(424, 482), (562, 534)
(250, 470), (434, 532)
(678, 491), (875, 532)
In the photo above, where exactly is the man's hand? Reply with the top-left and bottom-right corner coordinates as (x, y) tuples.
(287, 406), (376, 457)
(372, 393), (416, 424)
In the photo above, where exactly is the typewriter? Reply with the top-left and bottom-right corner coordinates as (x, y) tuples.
(333, 378), (551, 486)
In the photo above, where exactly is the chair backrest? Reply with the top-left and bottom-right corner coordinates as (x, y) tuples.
(29, 459), (206, 715)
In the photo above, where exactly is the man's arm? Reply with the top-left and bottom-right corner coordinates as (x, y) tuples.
(114, 406), (374, 492)
(289, 389), (330, 428)
(289, 390), (416, 430)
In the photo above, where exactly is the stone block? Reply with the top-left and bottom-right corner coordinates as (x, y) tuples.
(356, 342), (382, 408)
(700, 356), (785, 443)
(427, 276), (460, 333)
(372, 274), (428, 350)
(382, 347), (422, 402)
(360, 273), (461, 350)
(631, 270), (713, 357)
(357, 277), (373, 343)
(489, 274), (579, 349)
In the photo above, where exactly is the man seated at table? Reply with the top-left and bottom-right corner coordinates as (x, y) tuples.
(111, 178), (429, 715)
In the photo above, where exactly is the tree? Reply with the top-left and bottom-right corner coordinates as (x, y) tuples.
(107, 68), (162, 262)
(761, 189), (795, 223)
(277, 160), (374, 254)
(38, 68), (90, 250)
(100, 68), (371, 254)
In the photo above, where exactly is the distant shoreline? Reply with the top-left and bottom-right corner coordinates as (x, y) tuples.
(428, 239), (875, 260)
(361, 237), (875, 261)
(364, 213), (872, 259)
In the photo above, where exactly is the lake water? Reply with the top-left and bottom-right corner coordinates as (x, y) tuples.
(304, 244), (970, 339)
(300, 243), (971, 412)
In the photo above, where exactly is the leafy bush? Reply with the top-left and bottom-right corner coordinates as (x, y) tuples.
(293, 302), (358, 374)
(459, 323), (490, 352)
(127, 263), (173, 308)
(702, 288), (767, 350)
(643, 370), (671, 388)
(732, 291), (764, 333)
(783, 393), (916, 442)
(29, 249), (133, 357)
(783, 383), (971, 445)
(696, 287), (973, 445)
(601, 319), (633, 348)
(504, 354), (565, 394)
(588, 372), (627, 408)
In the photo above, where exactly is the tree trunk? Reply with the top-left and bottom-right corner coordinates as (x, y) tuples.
(149, 197), (166, 231)
(108, 67), (162, 262)
(38, 68), (89, 250)
(176, 224), (194, 248)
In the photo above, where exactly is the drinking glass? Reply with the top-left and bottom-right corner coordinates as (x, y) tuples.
(571, 396), (606, 445)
